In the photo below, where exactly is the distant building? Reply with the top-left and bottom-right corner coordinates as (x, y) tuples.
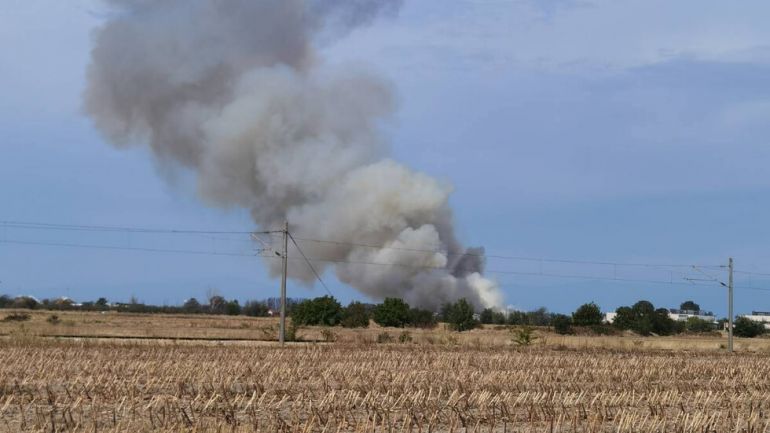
(740, 312), (770, 329)
(603, 309), (716, 325)
(667, 309), (716, 323)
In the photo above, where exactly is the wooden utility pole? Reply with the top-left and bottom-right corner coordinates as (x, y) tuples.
(728, 257), (734, 353)
(279, 221), (288, 345)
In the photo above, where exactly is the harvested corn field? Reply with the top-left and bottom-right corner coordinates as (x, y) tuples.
(1, 339), (769, 432)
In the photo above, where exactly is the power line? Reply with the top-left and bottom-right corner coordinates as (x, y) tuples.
(292, 236), (721, 270)
(4, 230), (770, 292)
(258, 253), (725, 289)
(0, 220), (279, 235)
(0, 239), (262, 258)
(288, 233), (333, 297)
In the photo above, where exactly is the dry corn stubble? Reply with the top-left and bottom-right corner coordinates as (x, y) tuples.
(0, 338), (769, 432)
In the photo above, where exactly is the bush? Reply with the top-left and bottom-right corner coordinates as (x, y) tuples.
(373, 298), (411, 328)
(590, 324), (616, 335)
(686, 317), (714, 333)
(291, 296), (343, 326)
(341, 302), (370, 328)
(572, 302), (603, 326)
(376, 332), (393, 343)
(734, 317), (766, 338)
(398, 331), (412, 344)
(443, 298), (477, 332)
(552, 314), (572, 334)
(3, 312), (31, 322)
(511, 327), (537, 346)
(47, 314), (61, 325)
(320, 328), (337, 342)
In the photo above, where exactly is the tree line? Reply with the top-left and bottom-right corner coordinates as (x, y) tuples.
(1, 293), (766, 337)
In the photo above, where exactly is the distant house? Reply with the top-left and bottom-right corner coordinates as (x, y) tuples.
(740, 311), (770, 330)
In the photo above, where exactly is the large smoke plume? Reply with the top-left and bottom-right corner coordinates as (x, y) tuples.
(85, 0), (503, 310)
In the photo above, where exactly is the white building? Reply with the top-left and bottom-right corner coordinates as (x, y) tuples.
(603, 309), (716, 325)
(740, 311), (770, 330)
(667, 309), (716, 323)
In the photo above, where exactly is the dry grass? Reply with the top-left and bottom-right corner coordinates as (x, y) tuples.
(1, 336), (770, 432)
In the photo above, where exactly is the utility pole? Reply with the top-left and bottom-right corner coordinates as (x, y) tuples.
(728, 257), (734, 353)
(279, 221), (289, 345)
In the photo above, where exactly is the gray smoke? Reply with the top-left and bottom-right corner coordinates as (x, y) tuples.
(85, 0), (503, 310)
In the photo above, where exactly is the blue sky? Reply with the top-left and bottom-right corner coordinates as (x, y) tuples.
(2, 0), (770, 316)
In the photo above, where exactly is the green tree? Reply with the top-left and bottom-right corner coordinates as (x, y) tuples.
(552, 314), (572, 334)
(341, 301), (370, 328)
(242, 300), (269, 317)
(479, 308), (495, 324)
(183, 297), (202, 313)
(734, 316), (766, 338)
(680, 300), (700, 312)
(208, 295), (226, 314)
(526, 307), (552, 326)
(95, 297), (109, 310)
(572, 302), (603, 326)
(408, 308), (437, 328)
(373, 298), (411, 328)
(445, 298), (477, 332)
(12, 296), (38, 310)
(291, 296), (343, 326)
(225, 300), (241, 316)
(507, 310), (528, 325)
(612, 301), (680, 336)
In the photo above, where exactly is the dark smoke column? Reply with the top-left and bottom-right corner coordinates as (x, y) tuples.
(84, 0), (503, 310)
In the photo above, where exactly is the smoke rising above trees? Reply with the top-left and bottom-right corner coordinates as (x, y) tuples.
(84, 0), (502, 309)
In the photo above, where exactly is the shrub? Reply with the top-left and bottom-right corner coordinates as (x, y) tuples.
(47, 314), (61, 325)
(512, 327), (537, 346)
(3, 312), (31, 322)
(341, 302), (370, 328)
(443, 298), (477, 332)
(552, 314), (572, 334)
(376, 332), (393, 343)
(373, 298), (410, 328)
(398, 331), (412, 344)
(686, 317), (714, 333)
(734, 317), (766, 338)
(572, 302), (603, 326)
(320, 328), (337, 342)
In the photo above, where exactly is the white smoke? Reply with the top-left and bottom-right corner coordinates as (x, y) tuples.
(85, 0), (503, 310)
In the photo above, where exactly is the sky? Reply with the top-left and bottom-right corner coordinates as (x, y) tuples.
(2, 0), (770, 316)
